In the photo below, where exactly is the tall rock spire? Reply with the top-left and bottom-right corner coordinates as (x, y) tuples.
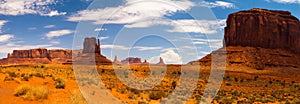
(156, 57), (165, 65)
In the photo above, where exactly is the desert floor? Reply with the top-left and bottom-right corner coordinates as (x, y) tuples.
(0, 64), (299, 104)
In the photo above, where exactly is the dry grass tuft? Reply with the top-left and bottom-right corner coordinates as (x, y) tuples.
(14, 85), (49, 101)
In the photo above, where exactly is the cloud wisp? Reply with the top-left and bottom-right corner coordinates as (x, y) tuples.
(0, 34), (14, 43)
(199, 1), (237, 9)
(45, 29), (74, 39)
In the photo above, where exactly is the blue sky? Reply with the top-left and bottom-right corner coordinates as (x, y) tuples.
(0, 0), (299, 64)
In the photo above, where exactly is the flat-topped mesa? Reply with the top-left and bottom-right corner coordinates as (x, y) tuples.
(121, 57), (142, 64)
(83, 37), (101, 54)
(224, 8), (300, 54)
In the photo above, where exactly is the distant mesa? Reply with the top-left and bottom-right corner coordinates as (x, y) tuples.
(189, 8), (300, 69)
(0, 48), (79, 65)
(121, 57), (142, 64)
(0, 37), (112, 65)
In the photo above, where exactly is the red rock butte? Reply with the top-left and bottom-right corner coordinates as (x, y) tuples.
(224, 8), (300, 54)
(189, 8), (300, 69)
(74, 37), (112, 65)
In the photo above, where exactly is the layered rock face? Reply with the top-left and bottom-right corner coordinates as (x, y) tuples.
(224, 8), (300, 54)
(83, 37), (101, 54)
(190, 8), (300, 69)
(0, 49), (76, 65)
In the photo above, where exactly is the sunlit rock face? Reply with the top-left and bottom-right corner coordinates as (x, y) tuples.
(189, 8), (300, 69)
(224, 8), (300, 54)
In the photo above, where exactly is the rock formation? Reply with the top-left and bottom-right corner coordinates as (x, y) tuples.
(189, 8), (300, 69)
(224, 8), (300, 54)
(74, 37), (111, 65)
(0, 48), (78, 65)
(142, 60), (149, 65)
(83, 37), (101, 54)
(121, 57), (142, 64)
(0, 37), (111, 65)
(156, 57), (165, 65)
(113, 56), (121, 65)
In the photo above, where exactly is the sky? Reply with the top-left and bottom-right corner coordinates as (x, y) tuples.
(0, 0), (299, 64)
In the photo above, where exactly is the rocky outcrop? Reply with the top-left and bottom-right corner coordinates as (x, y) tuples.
(224, 8), (300, 54)
(121, 57), (142, 64)
(156, 57), (165, 65)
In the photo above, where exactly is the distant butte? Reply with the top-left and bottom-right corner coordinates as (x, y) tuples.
(156, 57), (165, 65)
(189, 8), (300, 69)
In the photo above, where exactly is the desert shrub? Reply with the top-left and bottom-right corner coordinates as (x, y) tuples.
(20, 73), (25, 77)
(14, 85), (49, 101)
(4, 76), (14, 81)
(69, 90), (88, 104)
(225, 82), (232, 86)
(34, 72), (45, 78)
(149, 91), (167, 100)
(55, 78), (65, 89)
(22, 75), (30, 81)
(8, 71), (17, 77)
(269, 80), (273, 84)
(234, 77), (239, 82)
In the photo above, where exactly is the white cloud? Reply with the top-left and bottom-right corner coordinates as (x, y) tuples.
(133, 46), (163, 51)
(0, 0), (66, 16)
(270, 0), (300, 3)
(94, 28), (107, 32)
(49, 40), (60, 45)
(67, 0), (195, 28)
(148, 48), (182, 64)
(45, 29), (74, 39)
(0, 20), (8, 33)
(167, 19), (226, 34)
(44, 25), (55, 28)
(199, 1), (236, 9)
(0, 34), (14, 43)
(101, 44), (130, 50)
(99, 36), (109, 41)
(40, 10), (66, 16)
